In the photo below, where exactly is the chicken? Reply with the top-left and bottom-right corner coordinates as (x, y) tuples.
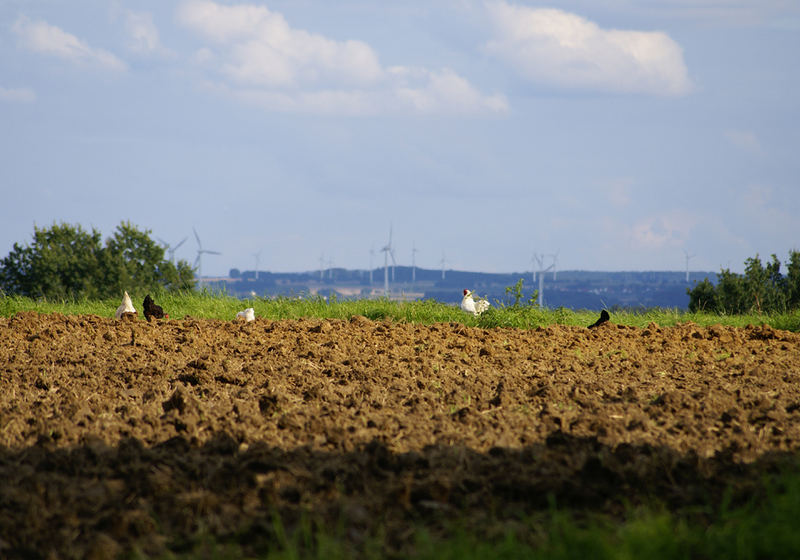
(588, 309), (610, 328)
(461, 289), (491, 316)
(143, 294), (168, 322)
(236, 308), (255, 322)
(115, 291), (137, 320)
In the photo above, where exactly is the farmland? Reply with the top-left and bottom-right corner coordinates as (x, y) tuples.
(1, 300), (799, 558)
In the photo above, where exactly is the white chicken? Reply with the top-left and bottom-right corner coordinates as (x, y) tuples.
(115, 291), (137, 319)
(461, 289), (491, 316)
(236, 307), (255, 322)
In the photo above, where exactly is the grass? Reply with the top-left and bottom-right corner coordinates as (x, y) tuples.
(1, 290), (799, 332)
(163, 463), (800, 559)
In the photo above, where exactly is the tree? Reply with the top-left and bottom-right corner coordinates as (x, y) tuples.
(0, 221), (195, 299)
(687, 251), (800, 314)
(687, 278), (717, 312)
(787, 250), (800, 309)
(103, 221), (194, 294)
(741, 254), (783, 313)
(0, 223), (105, 299)
(715, 268), (747, 314)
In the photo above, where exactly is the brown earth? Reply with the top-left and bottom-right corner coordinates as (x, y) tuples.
(1, 312), (800, 558)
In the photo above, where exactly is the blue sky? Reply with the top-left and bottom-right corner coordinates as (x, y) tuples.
(1, 1), (798, 277)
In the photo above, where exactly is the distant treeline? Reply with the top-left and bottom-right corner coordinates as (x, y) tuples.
(688, 251), (800, 313)
(223, 267), (714, 310)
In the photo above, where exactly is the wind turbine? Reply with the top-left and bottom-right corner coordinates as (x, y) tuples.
(157, 236), (187, 264)
(381, 226), (396, 297)
(192, 227), (221, 278)
(684, 250), (695, 282)
(550, 251), (559, 281)
(440, 252), (447, 280)
(532, 252), (556, 307)
(253, 250), (262, 280)
(411, 242), (419, 286)
(369, 247), (375, 285)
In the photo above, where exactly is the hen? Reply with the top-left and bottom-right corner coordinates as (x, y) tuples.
(461, 289), (491, 316)
(236, 308), (255, 322)
(143, 294), (168, 321)
(115, 291), (137, 320)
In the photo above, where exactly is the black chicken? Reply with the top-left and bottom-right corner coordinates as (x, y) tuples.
(588, 309), (610, 329)
(143, 294), (167, 322)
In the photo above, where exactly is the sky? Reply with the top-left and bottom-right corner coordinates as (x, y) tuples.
(1, 0), (798, 277)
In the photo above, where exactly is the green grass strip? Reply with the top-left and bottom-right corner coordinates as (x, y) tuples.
(2, 291), (799, 331)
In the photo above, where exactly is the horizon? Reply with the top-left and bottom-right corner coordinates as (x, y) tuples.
(214, 263), (720, 279)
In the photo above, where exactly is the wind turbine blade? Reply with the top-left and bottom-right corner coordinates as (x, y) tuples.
(175, 237), (187, 250)
(193, 227), (202, 248)
(156, 237), (169, 248)
(205, 250), (221, 255)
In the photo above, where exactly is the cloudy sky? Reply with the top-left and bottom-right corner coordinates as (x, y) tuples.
(1, 0), (798, 277)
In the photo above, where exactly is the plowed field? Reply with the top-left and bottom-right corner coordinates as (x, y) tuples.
(1, 312), (799, 558)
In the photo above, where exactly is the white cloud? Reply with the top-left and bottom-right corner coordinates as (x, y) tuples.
(178, 0), (382, 88)
(125, 11), (169, 56)
(392, 67), (508, 114)
(177, 0), (506, 115)
(177, 0), (275, 43)
(630, 213), (696, 249)
(0, 86), (36, 103)
(484, 1), (692, 96)
(222, 70), (508, 116)
(13, 16), (126, 71)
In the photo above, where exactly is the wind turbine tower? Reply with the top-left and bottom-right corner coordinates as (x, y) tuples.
(369, 247), (375, 285)
(381, 227), (396, 297)
(192, 228), (221, 278)
(532, 252), (556, 307)
(550, 251), (559, 282)
(440, 252), (447, 280)
(253, 250), (262, 280)
(684, 250), (695, 283)
(411, 242), (419, 286)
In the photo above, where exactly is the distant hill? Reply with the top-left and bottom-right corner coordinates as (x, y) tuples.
(206, 266), (718, 311)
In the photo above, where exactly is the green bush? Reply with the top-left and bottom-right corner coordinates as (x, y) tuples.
(0, 221), (195, 299)
(688, 251), (800, 314)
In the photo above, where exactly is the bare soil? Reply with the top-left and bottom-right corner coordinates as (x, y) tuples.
(1, 312), (800, 558)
